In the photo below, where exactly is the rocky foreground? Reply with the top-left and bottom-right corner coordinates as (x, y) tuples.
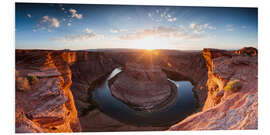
(15, 47), (258, 132)
(169, 47), (258, 130)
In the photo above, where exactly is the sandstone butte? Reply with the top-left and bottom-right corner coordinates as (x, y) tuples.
(15, 47), (258, 132)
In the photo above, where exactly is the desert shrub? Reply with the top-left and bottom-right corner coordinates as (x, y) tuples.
(16, 75), (31, 91)
(224, 79), (243, 93)
(26, 75), (38, 85)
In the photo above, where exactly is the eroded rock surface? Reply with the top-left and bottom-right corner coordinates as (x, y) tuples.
(15, 50), (81, 133)
(79, 109), (169, 132)
(15, 48), (257, 132)
(169, 48), (258, 130)
(109, 62), (177, 112)
(69, 52), (118, 116)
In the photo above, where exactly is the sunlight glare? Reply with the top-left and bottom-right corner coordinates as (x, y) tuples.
(131, 36), (169, 50)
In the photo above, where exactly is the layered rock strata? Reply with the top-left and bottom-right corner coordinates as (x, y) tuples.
(15, 48), (258, 132)
(109, 62), (177, 112)
(15, 50), (81, 133)
(169, 48), (258, 130)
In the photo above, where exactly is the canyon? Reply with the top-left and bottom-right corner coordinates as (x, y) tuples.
(15, 47), (258, 132)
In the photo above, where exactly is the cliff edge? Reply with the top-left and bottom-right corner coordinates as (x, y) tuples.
(15, 50), (81, 133)
(169, 47), (258, 130)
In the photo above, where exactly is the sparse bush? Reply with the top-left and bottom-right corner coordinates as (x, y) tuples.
(16, 74), (31, 92)
(15, 70), (38, 92)
(224, 79), (243, 93)
(26, 75), (38, 85)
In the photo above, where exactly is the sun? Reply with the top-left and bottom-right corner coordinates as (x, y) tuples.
(131, 36), (168, 50)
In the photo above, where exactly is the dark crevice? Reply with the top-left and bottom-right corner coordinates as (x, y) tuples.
(80, 71), (113, 117)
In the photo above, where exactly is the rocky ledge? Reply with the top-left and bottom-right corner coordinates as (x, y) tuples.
(15, 50), (81, 133)
(109, 62), (177, 112)
(169, 47), (258, 130)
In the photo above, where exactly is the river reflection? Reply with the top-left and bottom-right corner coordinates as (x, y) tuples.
(91, 68), (196, 126)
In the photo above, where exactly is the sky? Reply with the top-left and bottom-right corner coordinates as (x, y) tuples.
(15, 3), (258, 50)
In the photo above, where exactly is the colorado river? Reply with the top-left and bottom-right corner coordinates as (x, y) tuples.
(90, 68), (196, 126)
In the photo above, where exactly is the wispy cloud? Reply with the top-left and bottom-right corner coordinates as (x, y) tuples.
(27, 14), (32, 18)
(36, 16), (60, 32)
(168, 17), (177, 22)
(85, 28), (93, 34)
(51, 28), (104, 42)
(110, 28), (127, 33)
(110, 28), (120, 33)
(190, 23), (216, 33)
(69, 9), (82, 19)
(148, 8), (177, 23)
(120, 25), (207, 40)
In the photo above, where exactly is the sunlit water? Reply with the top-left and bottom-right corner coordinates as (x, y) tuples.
(91, 68), (196, 126)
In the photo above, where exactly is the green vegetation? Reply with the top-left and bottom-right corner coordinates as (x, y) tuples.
(26, 75), (39, 85)
(224, 79), (243, 93)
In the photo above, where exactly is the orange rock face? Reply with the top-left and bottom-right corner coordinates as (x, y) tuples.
(16, 48), (257, 132)
(15, 50), (81, 133)
(169, 48), (258, 130)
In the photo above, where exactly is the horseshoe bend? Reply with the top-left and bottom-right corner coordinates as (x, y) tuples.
(15, 47), (258, 132)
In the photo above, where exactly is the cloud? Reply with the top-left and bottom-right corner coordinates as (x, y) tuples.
(37, 16), (60, 32)
(226, 24), (234, 31)
(40, 16), (59, 28)
(85, 28), (93, 34)
(110, 29), (119, 33)
(168, 17), (177, 22)
(69, 9), (82, 19)
(148, 7), (177, 23)
(120, 29), (156, 40)
(27, 14), (32, 18)
(189, 23), (216, 33)
(120, 26), (204, 40)
(51, 28), (104, 42)
(148, 13), (152, 17)
(110, 28), (127, 33)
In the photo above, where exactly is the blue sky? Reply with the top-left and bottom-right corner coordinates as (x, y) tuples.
(15, 3), (258, 50)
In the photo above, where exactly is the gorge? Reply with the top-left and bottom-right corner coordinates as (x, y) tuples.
(15, 47), (258, 132)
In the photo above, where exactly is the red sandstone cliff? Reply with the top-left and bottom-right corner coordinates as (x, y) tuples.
(15, 48), (258, 132)
(169, 48), (258, 130)
(15, 50), (81, 133)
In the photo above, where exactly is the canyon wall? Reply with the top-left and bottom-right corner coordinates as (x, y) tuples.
(107, 50), (208, 109)
(15, 50), (81, 133)
(16, 49), (208, 132)
(15, 48), (257, 132)
(169, 48), (258, 130)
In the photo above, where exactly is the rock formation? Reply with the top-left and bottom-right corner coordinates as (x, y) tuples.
(15, 50), (81, 133)
(69, 51), (118, 116)
(108, 62), (177, 112)
(169, 48), (258, 130)
(107, 50), (208, 109)
(15, 47), (258, 132)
